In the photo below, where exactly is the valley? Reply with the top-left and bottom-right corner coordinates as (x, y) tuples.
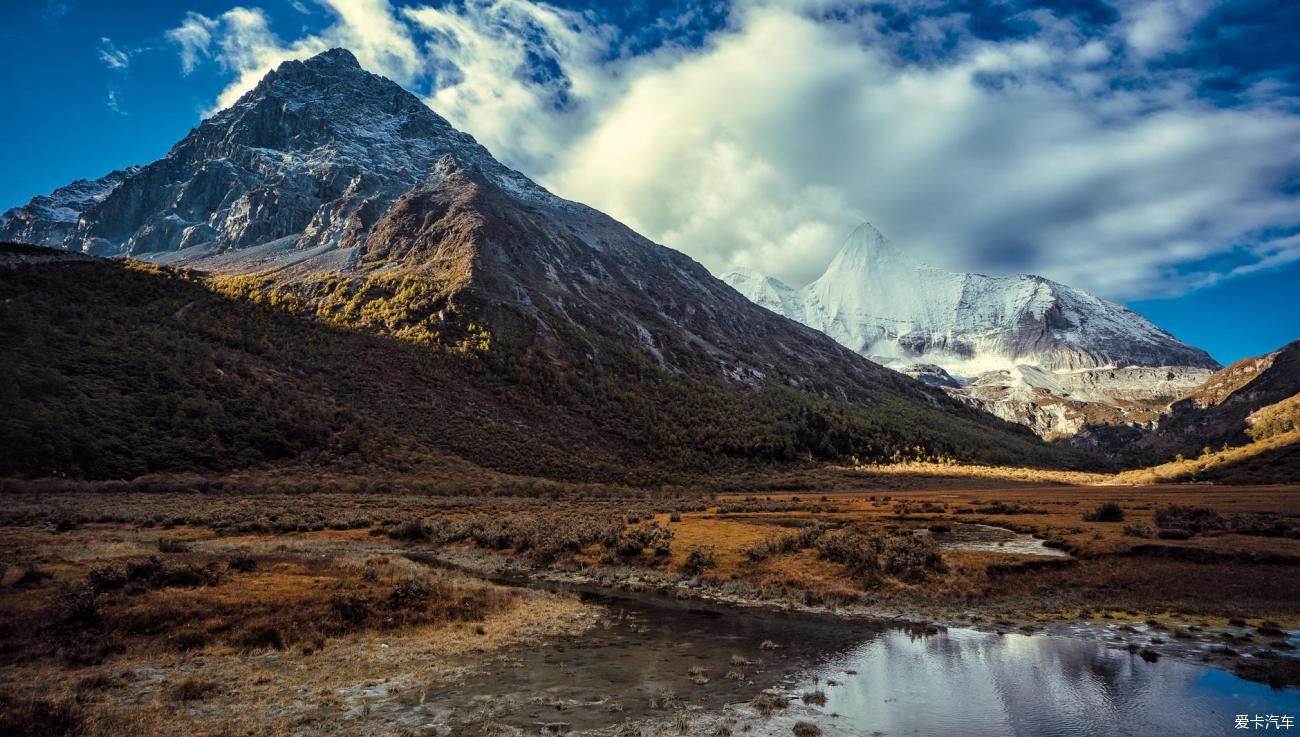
(1, 44), (1297, 737)
(1, 477), (1297, 736)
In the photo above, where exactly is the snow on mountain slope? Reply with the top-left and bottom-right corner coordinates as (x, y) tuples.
(722, 223), (1220, 437)
(0, 168), (139, 248)
(0, 48), (554, 261)
(724, 223), (1218, 375)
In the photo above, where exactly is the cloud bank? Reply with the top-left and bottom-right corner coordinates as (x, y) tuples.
(166, 0), (1300, 300)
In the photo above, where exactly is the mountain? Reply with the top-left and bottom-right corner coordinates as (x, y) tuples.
(722, 223), (1219, 437)
(723, 223), (1217, 374)
(1142, 340), (1300, 457)
(0, 50), (1069, 482)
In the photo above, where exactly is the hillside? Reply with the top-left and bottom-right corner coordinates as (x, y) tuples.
(0, 244), (1071, 482)
(1140, 340), (1300, 458)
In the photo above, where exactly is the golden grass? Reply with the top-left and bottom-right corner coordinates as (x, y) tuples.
(836, 461), (1111, 486)
(1114, 428), (1300, 484)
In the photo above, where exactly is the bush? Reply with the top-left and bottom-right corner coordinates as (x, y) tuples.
(614, 522), (674, 559)
(388, 580), (431, 610)
(53, 584), (99, 625)
(1122, 524), (1151, 538)
(86, 565), (126, 592)
(389, 520), (428, 541)
(744, 524), (830, 563)
(681, 548), (716, 576)
(793, 722), (822, 737)
(125, 556), (165, 584)
(751, 693), (788, 718)
(226, 554), (258, 572)
(817, 529), (945, 582)
(1083, 503), (1124, 522)
(330, 593), (371, 628)
(878, 533), (947, 581)
(1155, 505), (1224, 534)
(1227, 513), (1296, 538)
(816, 532), (880, 579)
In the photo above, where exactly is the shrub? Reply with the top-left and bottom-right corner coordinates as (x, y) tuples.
(53, 584), (99, 625)
(816, 532), (880, 579)
(388, 580), (431, 610)
(878, 533), (946, 581)
(157, 563), (220, 588)
(125, 556), (165, 584)
(1227, 513), (1296, 538)
(1083, 502), (1125, 522)
(801, 691), (827, 706)
(973, 501), (1041, 515)
(389, 520), (428, 541)
(614, 522), (674, 559)
(744, 524), (830, 563)
(816, 529), (947, 582)
(681, 548), (716, 576)
(86, 565), (126, 592)
(330, 593), (371, 628)
(232, 621), (287, 650)
(1155, 505), (1224, 534)
(226, 554), (258, 573)
(1122, 524), (1151, 538)
(793, 722), (822, 737)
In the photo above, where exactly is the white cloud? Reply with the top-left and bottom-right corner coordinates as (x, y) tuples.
(98, 37), (131, 69)
(166, 12), (219, 75)
(1119, 0), (1216, 59)
(166, 0), (1300, 301)
(106, 89), (126, 115)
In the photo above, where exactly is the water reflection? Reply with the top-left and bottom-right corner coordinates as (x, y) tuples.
(432, 582), (1296, 736)
(810, 629), (1299, 737)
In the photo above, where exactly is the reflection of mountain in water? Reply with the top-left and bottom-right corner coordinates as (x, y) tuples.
(813, 629), (1297, 736)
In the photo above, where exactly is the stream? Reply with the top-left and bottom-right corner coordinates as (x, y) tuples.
(423, 583), (1298, 736)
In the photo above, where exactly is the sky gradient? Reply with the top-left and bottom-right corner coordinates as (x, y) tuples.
(2, 0), (1298, 365)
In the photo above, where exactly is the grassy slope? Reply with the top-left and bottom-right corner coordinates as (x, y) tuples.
(1115, 429), (1300, 485)
(0, 248), (1074, 483)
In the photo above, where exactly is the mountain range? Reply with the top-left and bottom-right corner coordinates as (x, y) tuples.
(0, 49), (1063, 482)
(723, 224), (1222, 437)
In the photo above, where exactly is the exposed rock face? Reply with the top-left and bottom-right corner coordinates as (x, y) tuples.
(1, 48), (548, 261)
(722, 223), (1220, 437)
(0, 169), (139, 249)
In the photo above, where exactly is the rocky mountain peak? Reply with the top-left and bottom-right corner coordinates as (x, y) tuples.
(1, 48), (556, 260)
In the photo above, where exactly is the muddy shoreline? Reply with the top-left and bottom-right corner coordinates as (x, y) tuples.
(414, 546), (1300, 690)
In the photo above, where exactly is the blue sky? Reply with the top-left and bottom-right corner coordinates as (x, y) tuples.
(2, 0), (1298, 365)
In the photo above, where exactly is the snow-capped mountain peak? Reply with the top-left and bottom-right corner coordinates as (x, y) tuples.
(725, 223), (1218, 376)
(722, 223), (1221, 437)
